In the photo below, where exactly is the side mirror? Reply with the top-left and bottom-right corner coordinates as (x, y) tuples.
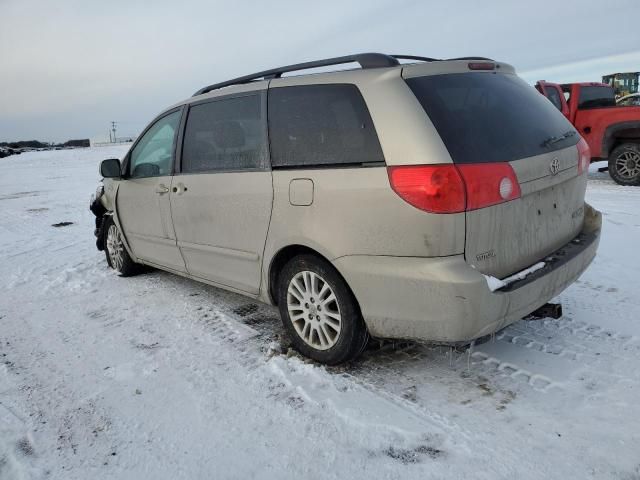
(100, 158), (121, 178)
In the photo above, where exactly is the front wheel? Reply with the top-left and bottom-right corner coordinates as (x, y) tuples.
(609, 143), (640, 186)
(277, 254), (369, 365)
(103, 216), (141, 276)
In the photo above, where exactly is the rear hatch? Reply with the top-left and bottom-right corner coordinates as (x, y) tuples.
(405, 68), (587, 278)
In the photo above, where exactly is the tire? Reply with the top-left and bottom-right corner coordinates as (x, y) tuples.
(277, 254), (369, 365)
(103, 216), (141, 277)
(608, 143), (640, 186)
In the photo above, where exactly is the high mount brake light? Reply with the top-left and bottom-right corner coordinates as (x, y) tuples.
(387, 163), (521, 214)
(468, 62), (495, 70)
(577, 137), (591, 175)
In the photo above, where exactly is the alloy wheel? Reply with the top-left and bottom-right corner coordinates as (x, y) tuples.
(615, 150), (640, 180)
(286, 271), (342, 350)
(106, 224), (125, 271)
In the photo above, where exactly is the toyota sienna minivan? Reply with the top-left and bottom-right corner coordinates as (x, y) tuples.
(90, 53), (602, 365)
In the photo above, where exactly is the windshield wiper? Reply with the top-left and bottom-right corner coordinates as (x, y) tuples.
(541, 130), (576, 148)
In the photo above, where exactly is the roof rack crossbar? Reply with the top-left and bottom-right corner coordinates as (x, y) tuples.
(193, 52), (400, 96)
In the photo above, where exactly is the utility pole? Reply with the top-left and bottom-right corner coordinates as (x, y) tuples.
(111, 121), (117, 143)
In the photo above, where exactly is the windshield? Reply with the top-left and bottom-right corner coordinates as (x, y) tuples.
(405, 73), (579, 164)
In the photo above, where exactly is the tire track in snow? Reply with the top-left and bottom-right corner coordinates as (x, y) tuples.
(506, 315), (639, 360)
(165, 298), (494, 460)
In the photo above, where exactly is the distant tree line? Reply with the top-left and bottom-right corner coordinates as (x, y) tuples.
(0, 139), (90, 158)
(0, 139), (90, 148)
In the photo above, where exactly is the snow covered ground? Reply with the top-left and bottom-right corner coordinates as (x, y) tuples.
(0, 148), (638, 479)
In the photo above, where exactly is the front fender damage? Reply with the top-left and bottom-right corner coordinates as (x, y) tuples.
(90, 186), (108, 251)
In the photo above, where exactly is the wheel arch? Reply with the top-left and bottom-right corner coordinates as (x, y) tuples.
(103, 211), (137, 261)
(267, 244), (359, 310)
(602, 121), (640, 158)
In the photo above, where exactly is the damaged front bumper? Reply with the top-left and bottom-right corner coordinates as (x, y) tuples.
(89, 186), (107, 251)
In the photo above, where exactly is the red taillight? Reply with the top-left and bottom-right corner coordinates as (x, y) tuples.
(387, 163), (521, 213)
(387, 165), (466, 213)
(457, 163), (521, 210)
(577, 137), (590, 175)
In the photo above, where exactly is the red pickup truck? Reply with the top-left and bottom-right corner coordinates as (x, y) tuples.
(536, 81), (640, 185)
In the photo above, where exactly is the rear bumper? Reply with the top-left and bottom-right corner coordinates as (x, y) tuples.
(334, 203), (602, 343)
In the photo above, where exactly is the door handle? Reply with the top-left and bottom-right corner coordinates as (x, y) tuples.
(155, 184), (170, 195)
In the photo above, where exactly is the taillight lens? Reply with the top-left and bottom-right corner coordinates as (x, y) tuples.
(577, 137), (590, 175)
(457, 163), (521, 210)
(387, 163), (521, 213)
(387, 165), (466, 213)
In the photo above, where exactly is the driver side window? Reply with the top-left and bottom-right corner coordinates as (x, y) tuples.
(129, 110), (181, 178)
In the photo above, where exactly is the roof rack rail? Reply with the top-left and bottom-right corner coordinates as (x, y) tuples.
(391, 54), (440, 62)
(193, 52), (400, 96)
(445, 56), (495, 61)
(391, 55), (495, 63)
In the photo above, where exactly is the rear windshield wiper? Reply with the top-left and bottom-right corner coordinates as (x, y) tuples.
(541, 130), (576, 148)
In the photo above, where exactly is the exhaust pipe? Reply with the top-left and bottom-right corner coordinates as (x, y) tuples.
(528, 303), (562, 320)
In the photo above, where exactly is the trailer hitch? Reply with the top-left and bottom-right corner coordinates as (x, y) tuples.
(527, 303), (563, 320)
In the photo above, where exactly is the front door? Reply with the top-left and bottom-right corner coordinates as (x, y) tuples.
(116, 109), (186, 272)
(537, 81), (570, 119)
(170, 92), (272, 294)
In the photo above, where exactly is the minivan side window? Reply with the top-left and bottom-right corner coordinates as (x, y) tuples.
(268, 84), (384, 168)
(129, 110), (181, 178)
(181, 94), (267, 173)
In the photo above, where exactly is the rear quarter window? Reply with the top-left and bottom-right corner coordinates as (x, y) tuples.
(406, 73), (578, 164)
(268, 84), (384, 168)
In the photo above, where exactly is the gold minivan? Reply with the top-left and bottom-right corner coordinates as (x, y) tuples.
(91, 53), (602, 364)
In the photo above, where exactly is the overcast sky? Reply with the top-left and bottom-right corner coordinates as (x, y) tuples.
(1, 0), (638, 142)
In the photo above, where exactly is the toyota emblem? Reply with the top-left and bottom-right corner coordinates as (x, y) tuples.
(550, 157), (560, 175)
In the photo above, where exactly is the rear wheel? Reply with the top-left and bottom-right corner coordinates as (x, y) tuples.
(104, 216), (141, 276)
(609, 143), (640, 186)
(277, 254), (368, 365)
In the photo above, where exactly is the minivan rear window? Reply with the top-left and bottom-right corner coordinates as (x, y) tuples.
(406, 73), (579, 164)
(268, 84), (384, 168)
